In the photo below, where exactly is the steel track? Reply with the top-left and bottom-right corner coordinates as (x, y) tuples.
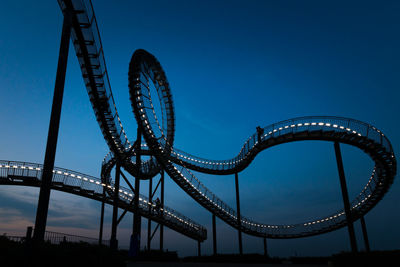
(55, 0), (396, 239)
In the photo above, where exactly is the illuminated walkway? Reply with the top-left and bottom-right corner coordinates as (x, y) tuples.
(56, 0), (396, 240)
(0, 160), (206, 241)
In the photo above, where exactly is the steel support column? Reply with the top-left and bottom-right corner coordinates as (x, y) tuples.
(147, 177), (152, 251)
(235, 172), (243, 255)
(360, 216), (370, 252)
(197, 240), (201, 257)
(110, 162), (121, 250)
(132, 127), (142, 256)
(212, 214), (217, 255)
(160, 170), (164, 251)
(98, 187), (105, 245)
(263, 237), (268, 257)
(33, 8), (72, 242)
(334, 142), (358, 253)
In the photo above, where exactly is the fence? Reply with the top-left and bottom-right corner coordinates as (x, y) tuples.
(2, 227), (109, 246)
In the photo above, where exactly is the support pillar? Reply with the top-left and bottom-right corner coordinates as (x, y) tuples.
(33, 8), (72, 243)
(334, 142), (358, 253)
(212, 214), (217, 256)
(197, 240), (201, 257)
(110, 162), (121, 250)
(235, 173), (243, 255)
(26, 226), (33, 242)
(98, 187), (105, 245)
(147, 177), (152, 251)
(360, 216), (370, 252)
(160, 170), (164, 251)
(263, 237), (268, 257)
(131, 127), (142, 256)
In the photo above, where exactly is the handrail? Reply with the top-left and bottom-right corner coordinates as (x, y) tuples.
(169, 116), (394, 174)
(0, 160), (206, 240)
(129, 49), (396, 238)
(54, 0), (396, 240)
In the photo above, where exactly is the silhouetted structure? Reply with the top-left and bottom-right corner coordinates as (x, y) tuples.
(0, 160), (206, 242)
(33, 6), (73, 243)
(1, 0), (396, 258)
(256, 126), (264, 143)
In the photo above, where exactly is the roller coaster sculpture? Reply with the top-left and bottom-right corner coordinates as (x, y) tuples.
(1, 0), (396, 250)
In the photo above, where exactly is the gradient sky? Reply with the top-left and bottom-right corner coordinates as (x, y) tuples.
(0, 0), (399, 257)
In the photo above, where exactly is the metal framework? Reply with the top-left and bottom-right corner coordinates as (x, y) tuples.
(129, 49), (396, 239)
(54, 0), (396, 242)
(0, 160), (206, 241)
(33, 6), (73, 242)
(334, 142), (358, 252)
(2, 0), (394, 254)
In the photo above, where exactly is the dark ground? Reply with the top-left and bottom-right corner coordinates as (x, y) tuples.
(1, 236), (399, 267)
(127, 263), (326, 267)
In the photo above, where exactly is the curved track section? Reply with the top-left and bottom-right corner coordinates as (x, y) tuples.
(129, 50), (396, 239)
(170, 117), (395, 175)
(56, 0), (206, 242)
(0, 160), (206, 241)
(56, 0), (396, 240)
(57, 0), (160, 180)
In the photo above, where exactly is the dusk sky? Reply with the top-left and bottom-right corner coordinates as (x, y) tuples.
(0, 0), (399, 257)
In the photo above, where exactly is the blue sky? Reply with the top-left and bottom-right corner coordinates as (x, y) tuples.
(0, 0), (399, 257)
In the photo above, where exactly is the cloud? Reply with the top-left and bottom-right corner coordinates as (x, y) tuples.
(0, 186), (102, 234)
(0, 207), (33, 235)
(0, 186), (39, 205)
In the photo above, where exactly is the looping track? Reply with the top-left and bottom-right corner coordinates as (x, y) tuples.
(129, 50), (396, 238)
(56, 0), (396, 240)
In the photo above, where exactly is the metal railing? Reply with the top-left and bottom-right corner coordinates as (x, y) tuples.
(135, 112), (396, 238)
(170, 116), (394, 173)
(0, 160), (206, 240)
(55, 0), (396, 240)
(0, 230), (108, 245)
(171, 117), (394, 237)
(44, 230), (108, 245)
